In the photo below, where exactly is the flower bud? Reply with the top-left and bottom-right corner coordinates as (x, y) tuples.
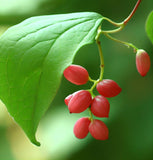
(68, 90), (92, 113)
(89, 119), (109, 140)
(96, 79), (121, 98)
(73, 117), (91, 139)
(63, 64), (89, 85)
(91, 95), (110, 117)
(136, 49), (151, 77)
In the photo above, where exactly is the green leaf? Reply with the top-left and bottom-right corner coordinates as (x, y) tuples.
(0, 12), (103, 146)
(146, 11), (153, 44)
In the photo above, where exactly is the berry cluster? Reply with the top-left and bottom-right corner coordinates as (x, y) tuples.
(64, 64), (121, 140)
(63, 47), (151, 140)
(62, 0), (151, 141)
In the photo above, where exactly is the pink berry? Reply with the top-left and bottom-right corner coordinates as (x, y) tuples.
(63, 64), (89, 85)
(64, 94), (73, 105)
(136, 49), (151, 77)
(91, 95), (110, 118)
(96, 79), (121, 98)
(89, 119), (109, 140)
(68, 90), (92, 113)
(73, 117), (91, 139)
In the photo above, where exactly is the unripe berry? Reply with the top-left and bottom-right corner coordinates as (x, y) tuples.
(73, 117), (91, 139)
(91, 95), (110, 117)
(89, 119), (109, 140)
(136, 49), (151, 77)
(64, 94), (73, 105)
(96, 79), (121, 98)
(68, 90), (92, 113)
(63, 64), (89, 85)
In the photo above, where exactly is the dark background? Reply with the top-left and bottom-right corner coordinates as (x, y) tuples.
(0, 0), (153, 160)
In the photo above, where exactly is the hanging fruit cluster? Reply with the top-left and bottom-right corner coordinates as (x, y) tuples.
(63, 0), (151, 141)
(63, 45), (150, 141)
(64, 65), (122, 140)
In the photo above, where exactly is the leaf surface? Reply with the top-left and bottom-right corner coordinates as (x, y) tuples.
(146, 11), (153, 44)
(0, 12), (103, 145)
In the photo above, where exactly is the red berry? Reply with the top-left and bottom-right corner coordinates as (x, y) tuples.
(91, 95), (110, 118)
(73, 117), (91, 139)
(96, 79), (121, 98)
(68, 90), (92, 113)
(136, 49), (151, 77)
(64, 94), (73, 105)
(63, 64), (89, 85)
(89, 119), (109, 140)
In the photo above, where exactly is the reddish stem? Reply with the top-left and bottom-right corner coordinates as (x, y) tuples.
(124, 0), (142, 25)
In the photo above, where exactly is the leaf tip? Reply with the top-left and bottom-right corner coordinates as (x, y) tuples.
(31, 139), (41, 146)
(28, 134), (41, 146)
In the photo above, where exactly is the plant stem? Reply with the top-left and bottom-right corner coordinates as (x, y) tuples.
(89, 81), (97, 92)
(99, 0), (142, 35)
(104, 33), (138, 51)
(88, 30), (105, 123)
(87, 32), (105, 121)
(97, 40), (104, 80)
(124, 0), (142, 25)
(89, 77), (95, 82)
(101, 26), (124, 34)
(88, 108), (93, 121)
(103, 17), (123, 27)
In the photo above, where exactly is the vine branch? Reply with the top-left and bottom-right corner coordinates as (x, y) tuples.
(124, 0), (142, 25)
(103, 33), (138, 51)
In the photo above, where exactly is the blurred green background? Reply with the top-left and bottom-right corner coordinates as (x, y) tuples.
(0, 0), (153, 160)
